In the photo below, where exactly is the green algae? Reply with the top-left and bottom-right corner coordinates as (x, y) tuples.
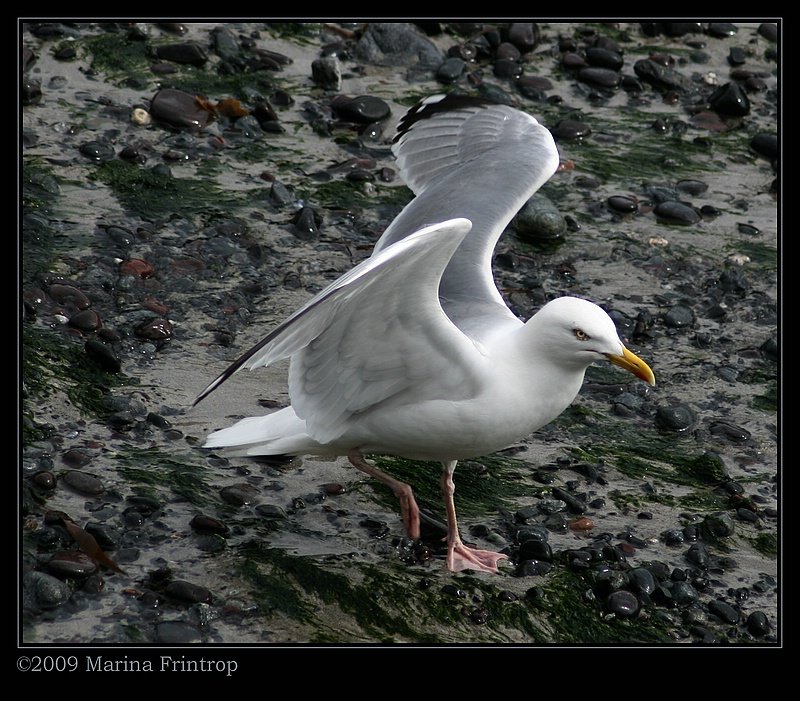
(750, 532), (777, 558)
(369, 454), (532, 519)
(90, 159), (243, 220)
(235, 543), (671, 643)
(114, 447), (213, 506)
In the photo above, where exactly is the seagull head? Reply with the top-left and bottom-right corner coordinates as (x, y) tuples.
(530, 296), (655, 385)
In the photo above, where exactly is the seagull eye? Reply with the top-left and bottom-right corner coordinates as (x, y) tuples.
(574, 329), (590, 341)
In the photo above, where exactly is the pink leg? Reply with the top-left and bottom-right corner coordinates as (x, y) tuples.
(441, 461), (507, 574)
(348, 450), (420, 540)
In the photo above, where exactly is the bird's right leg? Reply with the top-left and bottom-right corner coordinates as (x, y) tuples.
(348, 450), (420, 540)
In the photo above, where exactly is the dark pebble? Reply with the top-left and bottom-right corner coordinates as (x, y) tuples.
(79, 140), (116, 162)
(551, 487), (586, 515)
(292, 207), (319, 240)
(47, 550), (98, 578)
(686, 542), (709, 568)
(551, 119), (591, 141)
(676, 179), (708, 196)
(746, 611), (771, 637)
(702, 512), (735, 538)
(517, 559), (552, 576)
(750, 133), (777, 160)
(83, 522), (118, 550)
(220, 483), (260, 506)
(441, 584), (467, 598)
(155, 42), (208, 67)
(662, 305), (695, 328)
(606, 590), (639, 617)
(585, 46), (624, 70)
(332, 95), (391, 124)
(24, 571), (72, 609)
(709, 82), (750, 117)
(135, 318), (173, 341)
(655, 403), (696, 431)
(707, 22), (738, 37)
(633, 59), (695, 92)
(154, 621), (203, 644)
(654, 201), (701, 225)
(728, 47), (747, 67)
(607, 195), (638, 213)
(494, 58), (523, 80)
(507, 22), (538, 52)
(255, 504), (287, 519)
(758, 23), (778, 42)
(628, 567), (656, 594)
(515, 75), (552, 99)
(671, 581), (699, 606)
(62, 470), (104, 495)
(68, 309), (101, 332)
(709, 420), (750, 443)
(150, 88), (213, 131)
(84, 340), (121, 372)
(512, 193), (566, 243)
(436, 56), (466, 83)
(496, 42), (521, 61)
(311, 56), (342, 90)
(190, 514), (230, 536)
(562, 52), (587, 69)
(62, 448), (92, 467)
(165, 580), (212, 604)
(321, 482), (346, 496)
(708, 599), (739, 624)
(126, 495), (160, 516)
(577, 67), (621, 88)
(31, 471), (57, 491)
(48, 283), (90, 310)
(518, 539), (552, 562)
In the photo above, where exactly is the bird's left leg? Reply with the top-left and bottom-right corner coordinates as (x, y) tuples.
(442, 460), (508, 574)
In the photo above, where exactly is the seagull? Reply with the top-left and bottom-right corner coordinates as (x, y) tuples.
(195, 94), (655, 574)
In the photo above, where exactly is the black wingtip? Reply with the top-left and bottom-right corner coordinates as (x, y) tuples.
(392, 92), (498, 144)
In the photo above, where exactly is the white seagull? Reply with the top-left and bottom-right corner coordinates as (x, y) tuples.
(195, 94), (655, 574)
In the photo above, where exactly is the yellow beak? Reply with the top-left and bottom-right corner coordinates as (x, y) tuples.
(606, 346), (656, 386)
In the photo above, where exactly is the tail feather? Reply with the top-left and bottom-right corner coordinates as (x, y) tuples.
(203, 406), (324, 456)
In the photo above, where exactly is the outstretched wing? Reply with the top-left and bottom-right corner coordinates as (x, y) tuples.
(195, 220), (488, 444)
(374, 94), (560, 337)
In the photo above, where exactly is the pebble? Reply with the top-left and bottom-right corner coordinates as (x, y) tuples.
(79, 140), (115, 162)
(686, 542), (709, 568)
(187, 516), (229, 539)
(606, 590), (639, 617)
(758, 24), (778, 42)
(550, 119), (591, 141)
(62, 470), (104, 495)
(578, 67), (621, 88)
(23, 571), (72, 609)
(585, 47), (624, 70)
(708, 599), (739, 624)
(750, 133), (777, 160)
(568, 517), (594, 532)
(607, 195), (638, 213)
(47, 550), (98, 578)
(676, 179), (708, 196)
(702, 512), (735, 538)
(633, 59), (695, 92)
(31, 471), (57, 491)
(255, 504), (287, 519)
(494, 59), (523, 80)
(135, 318), (173, 341)
(515, 75), (552, 100)
(154, 42), (208, 67)
(654, 201), (701, 225)
(508, 22), (538, 52)
(518, 560), (552, 576)
(709, 82), (750, 117)
(655, 403), (696, 432)
(628, 567), (656, 594)
(353, 23), (443, 70)
(311, 56), (342, 91)
(746, 610), (771, 637)
(662, 305), (695, 328)
(150, 88), (213, 131)
(68, 309), (101, 332)
(518, 539), (552, 562)
(120, 258), (154, 278)
(511, 192), (566, 243)
(220, 483), (260, 506)
(331, 95), (391, 124)
(165, 580), (213, 604)
(48, 283), (90, 310)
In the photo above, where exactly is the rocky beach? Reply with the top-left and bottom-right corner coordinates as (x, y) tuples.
(21, 21), (778, 650)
